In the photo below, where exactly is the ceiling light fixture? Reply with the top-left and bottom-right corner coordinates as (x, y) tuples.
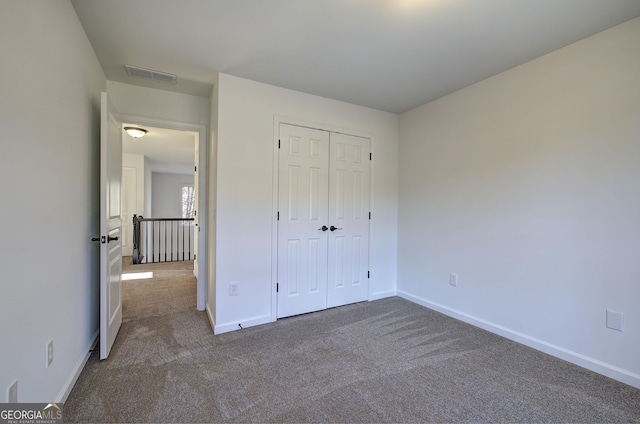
(124, 127), (148, 139)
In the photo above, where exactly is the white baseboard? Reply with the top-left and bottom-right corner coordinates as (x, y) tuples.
(206, 304), (216, 333)
(370, 289), (397, 301)
(57, 330), (99, 403)
(214, 314), (272, 335)
(397, 290), (640, 390)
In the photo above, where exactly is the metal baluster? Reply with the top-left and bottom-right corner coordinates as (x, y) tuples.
(151, 221), (155, 263)
(145, 221), (148, 264)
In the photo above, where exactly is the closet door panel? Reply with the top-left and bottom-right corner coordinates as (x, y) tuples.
(327, 133), (370, 308)
(277, 124), (330, 318)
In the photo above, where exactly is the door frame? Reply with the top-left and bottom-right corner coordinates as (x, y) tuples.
(271, 116), (376, 322)
(121, 113), (209, 311)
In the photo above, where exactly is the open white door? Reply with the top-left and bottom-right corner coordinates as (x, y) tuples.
(100, 92), (123, 359)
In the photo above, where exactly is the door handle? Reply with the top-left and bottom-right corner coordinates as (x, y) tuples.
(318, 225), (329, 231)
(329, 226), (342, 231)
(107, 236), (119, 242)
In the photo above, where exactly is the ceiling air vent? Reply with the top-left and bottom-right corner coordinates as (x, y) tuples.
(124, 65), (177, 85)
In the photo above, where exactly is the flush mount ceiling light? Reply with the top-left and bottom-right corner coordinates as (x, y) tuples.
(124, 127), (148, 139)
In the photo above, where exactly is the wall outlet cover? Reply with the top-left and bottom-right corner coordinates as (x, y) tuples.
(449, 273), (458, 287)
(606, 310), (624, 332)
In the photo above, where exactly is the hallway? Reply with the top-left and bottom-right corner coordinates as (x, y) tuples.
(121, 259), (197, 321)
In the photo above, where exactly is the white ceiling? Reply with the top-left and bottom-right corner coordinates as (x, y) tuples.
(123, 125), (196, 175)
(72, 0), (640, 113)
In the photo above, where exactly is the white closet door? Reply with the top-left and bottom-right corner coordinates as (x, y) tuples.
(277, 124), (330, 318)
(327, 132), (370, 308)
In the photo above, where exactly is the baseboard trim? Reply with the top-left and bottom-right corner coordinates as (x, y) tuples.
(397, 290), (640, 390)
(57, 330), (99, 403)
(370, 289), (397, 301)
(205, 304), (216, 333)
(214, 314), (272, 335)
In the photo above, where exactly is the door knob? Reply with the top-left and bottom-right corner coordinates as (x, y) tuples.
(107, 236), (119, 242)
(318, 225), (329, 231)
(329, 225), (342, 231)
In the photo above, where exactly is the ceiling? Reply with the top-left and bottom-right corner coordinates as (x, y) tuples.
(72, 0), (640, 114)
(123, 125), (196, 174)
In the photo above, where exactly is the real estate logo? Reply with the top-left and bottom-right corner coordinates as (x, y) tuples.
(0, 403), (63, 424)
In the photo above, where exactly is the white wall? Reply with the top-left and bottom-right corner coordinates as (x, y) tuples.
(144, 156), (153, 217)
(107, 81), (210, 126)
(211, 73), (399, 333)
(123, 153), (146, 216)
(206, 74), (219, 328)
(0, 0), (106, 402)
(151, 172), (194, 217)
(398, 17), (640, 388)
(122, 153), (146, 255)
(145, 172), (195, 262)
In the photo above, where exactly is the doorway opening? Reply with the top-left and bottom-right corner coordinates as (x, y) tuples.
(120, 116), (208, 311)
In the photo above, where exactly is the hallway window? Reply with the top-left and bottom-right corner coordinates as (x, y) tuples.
(182, 184), (195, 218)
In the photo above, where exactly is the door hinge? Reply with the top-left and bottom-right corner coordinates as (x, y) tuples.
(369, 152), (372, 160)
(276, 283), (279, 292)
(368, 271), (370, 279)
(277, 211), (280, 220)
(369, 211), (371, 220)
(194, 165), (197, 172)
(278, 139), (281, 149)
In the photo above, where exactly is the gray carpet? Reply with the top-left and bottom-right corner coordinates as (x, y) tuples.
(64, 261), (640, 423)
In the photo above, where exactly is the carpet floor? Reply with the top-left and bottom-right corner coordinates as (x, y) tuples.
(64, 261), (640, 423)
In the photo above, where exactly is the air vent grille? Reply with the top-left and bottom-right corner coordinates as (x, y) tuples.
(124, 65), (177, 84)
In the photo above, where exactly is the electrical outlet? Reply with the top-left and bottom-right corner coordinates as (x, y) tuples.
(606, 310), (624, 332)
(449, 273), (458, 287)
(47, 339), (54, 367)
(7, 379), (17, 403)
(229, 282), (238, 296)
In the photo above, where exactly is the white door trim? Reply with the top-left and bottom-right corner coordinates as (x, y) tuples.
(121, 113), (209, 311)
(271, 115), (375, 323)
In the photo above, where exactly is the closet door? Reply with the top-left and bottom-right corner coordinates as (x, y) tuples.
(277, 124), (330, 318)
(327, 133), (370, 308)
